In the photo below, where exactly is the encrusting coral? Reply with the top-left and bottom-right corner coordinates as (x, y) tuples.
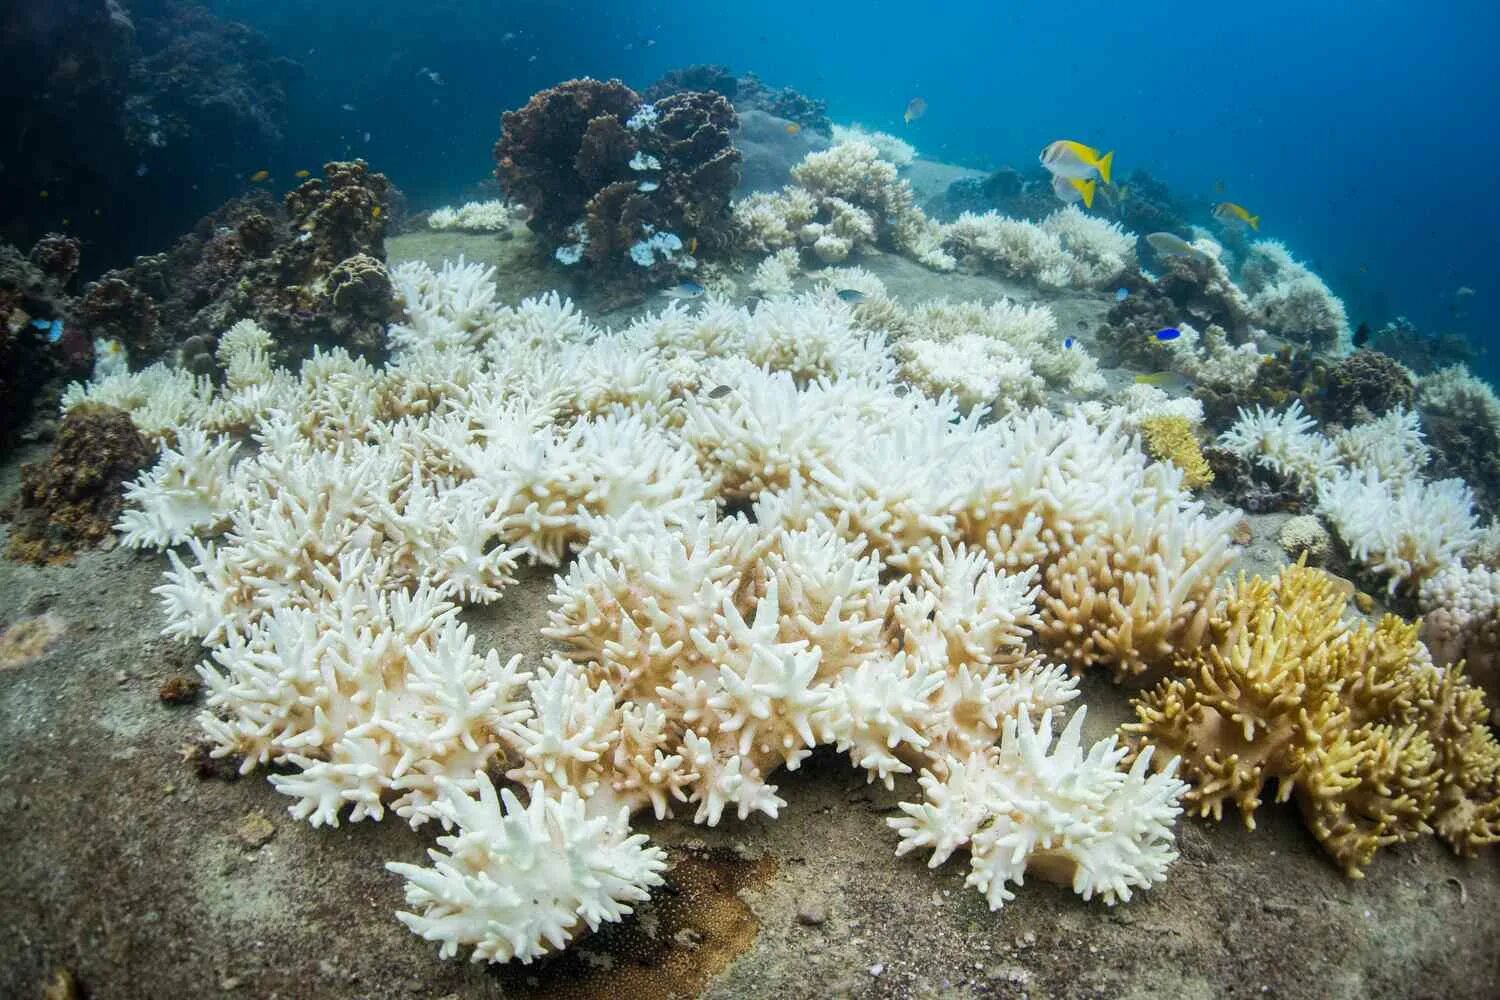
(91, 255), (1255, 964)
(1125, 561), (1500, 876)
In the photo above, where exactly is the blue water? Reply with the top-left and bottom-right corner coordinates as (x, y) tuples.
(212, 0), (1498, 368)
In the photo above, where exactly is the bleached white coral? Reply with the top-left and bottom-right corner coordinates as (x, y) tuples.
(1218, 400), (1337, 490)
(60, 362), (214, 444)
(115, 429), (240, 548)
(1040, 205), (1136, 288)
(1241, 240), (1351, 353)
(944, 211), (1073, 288)
(831, 123), (916, 166)
(896, 334), (1044, 412)
(889, 707), (1187, 909)
(387, 777), (667, 963)
(749, 248), (801, 297)
(1331, 406), (1429, 481)
(426, 200), (521, 233)
(1316, 467), (1481, 591)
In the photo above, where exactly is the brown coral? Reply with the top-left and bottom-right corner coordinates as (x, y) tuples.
(1323, 350), (1415, 425)
(2, 403), (152, 564)
(1124, 561), (1500, 875)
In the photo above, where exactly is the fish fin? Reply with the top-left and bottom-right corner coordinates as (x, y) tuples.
(1078, 178), (1096, 209)
(1248, 215), (1260, 231)
(1095, 150), (1114, 185)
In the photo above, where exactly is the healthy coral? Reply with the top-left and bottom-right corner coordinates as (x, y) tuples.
(1125, 561), (1500, 875)
(1139, 415), (1213, 489)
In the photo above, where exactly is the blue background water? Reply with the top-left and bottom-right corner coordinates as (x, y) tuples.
(213, 0), (1498, 368)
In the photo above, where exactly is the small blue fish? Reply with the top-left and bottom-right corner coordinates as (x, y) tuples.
(637, 180), (660, 192)
(1064, 337), (1075, 349)
(1154, 327), (1181, 342)
(836, 289), (867, 304)
(1115, 287), (1129, 302)
(665, 280), (705, 300)
(31, 318), (64, 343)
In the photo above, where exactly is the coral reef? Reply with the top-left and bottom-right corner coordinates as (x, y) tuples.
(496, 79), (741, 292)
(1277, 514), (1331, 564)
(734, 73), (831, 136)
(938, 167), (1055, 223)
(830, 123), (916, 167)
(1369, 316), (1475, 375)
(76, 164), (398, 366)
(643, 64), (739, 103)
(1145, 237), (1259, 345)
(95, 264), (1255, 962)
(2, 403), (152, 564)
(1126, 561), (1500, 876)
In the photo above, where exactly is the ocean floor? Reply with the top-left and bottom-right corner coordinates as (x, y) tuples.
(1, 232), (1497, 999)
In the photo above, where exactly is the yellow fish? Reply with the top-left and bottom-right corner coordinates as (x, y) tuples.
(250, 169), (271, 183)
(785, 122), (801, 136)
(1213, 201), (1260, 231)
(1040, 139), (1113, 185)
(1134, 371), (1193, 392)
(295, 169), (311, 178)
(371, 205), (382, 219)
(903, 97), (927, 125)
(1051, 173), (1096, 209)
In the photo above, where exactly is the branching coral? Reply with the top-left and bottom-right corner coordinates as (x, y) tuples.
(427, 200), (524, 233)
(99, 258), (1248, 964)
(1139, 415), (1213, 490)
(1125, 561), (1500, 875)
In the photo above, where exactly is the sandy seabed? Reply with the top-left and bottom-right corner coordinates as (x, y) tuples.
(1, 228), (1497, 1000)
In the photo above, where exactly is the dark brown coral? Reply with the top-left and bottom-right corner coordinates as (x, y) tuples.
(28, 234), (82, 284)
(495, 79), (740, 293)
(3, 403), (152, 564)
(495, 78), (643, 244)
(1323, 350), (1415, 425)
(77, 276), (160, 355)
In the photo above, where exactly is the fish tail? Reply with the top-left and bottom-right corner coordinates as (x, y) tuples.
(1248, 214), (1260, 231)
(1078, 178), (1096, 209)
(1095, 150), (1114, 185)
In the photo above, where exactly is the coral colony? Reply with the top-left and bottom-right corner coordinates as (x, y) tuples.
(13, 76), (1497, 970)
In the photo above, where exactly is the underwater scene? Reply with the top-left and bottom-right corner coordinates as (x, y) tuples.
(3, 1), (1500, 996)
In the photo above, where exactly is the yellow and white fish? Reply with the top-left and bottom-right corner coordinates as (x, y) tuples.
(1040, 139), (1114, 184)
(1212, 201), (1260, 231)
(1051, 173), (1097, 209)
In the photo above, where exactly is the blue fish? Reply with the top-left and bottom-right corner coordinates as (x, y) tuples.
(30, 318), (64, 342)
(1064, 337), (1075, 349)
(1154, 327), (1181, 342)
(836, 289), (867, 304)
(1115, 287), (1129, 302)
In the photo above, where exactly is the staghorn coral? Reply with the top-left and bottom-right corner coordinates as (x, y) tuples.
(98, 261), (1245, 964)
(1139, 415), (1213, 490)
(1125, 561), (1500, 876)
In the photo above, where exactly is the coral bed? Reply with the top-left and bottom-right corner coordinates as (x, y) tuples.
(75, 255), (1271, 964)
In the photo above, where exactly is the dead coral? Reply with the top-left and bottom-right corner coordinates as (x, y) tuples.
(3, 403), (152, 564)
(1124, 561), (1500, 876)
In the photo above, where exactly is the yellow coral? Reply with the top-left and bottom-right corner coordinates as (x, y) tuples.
(1124, 560), (1500, 875)
(1138, 415), (1213, 489)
